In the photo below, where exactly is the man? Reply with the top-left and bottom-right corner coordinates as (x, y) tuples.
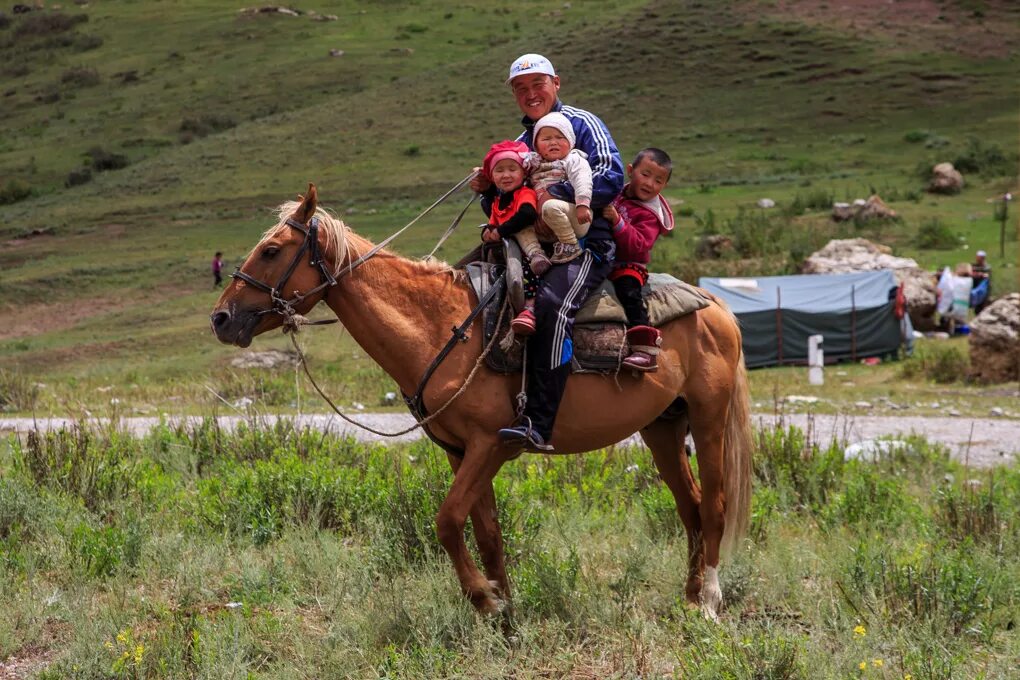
(971, 249), (991, 314)
(472, 53), (624, 451)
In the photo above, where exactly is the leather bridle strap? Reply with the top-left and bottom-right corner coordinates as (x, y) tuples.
(231, 217), (339, 321)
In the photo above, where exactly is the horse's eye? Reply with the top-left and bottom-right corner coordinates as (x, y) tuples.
(261, 246), (280, 259)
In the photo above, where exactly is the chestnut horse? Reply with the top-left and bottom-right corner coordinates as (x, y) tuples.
(210, 186), (752, 619)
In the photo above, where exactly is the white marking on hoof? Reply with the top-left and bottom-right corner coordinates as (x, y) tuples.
(701, 566), (722, 621)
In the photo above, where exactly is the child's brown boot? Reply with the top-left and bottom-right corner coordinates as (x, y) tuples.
(623, 325), (661, 373)
(550, 241), (582, 264)
(527, 249), (551, 276)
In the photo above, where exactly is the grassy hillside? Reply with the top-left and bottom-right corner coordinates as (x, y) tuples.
(1, 0), (1018, 402)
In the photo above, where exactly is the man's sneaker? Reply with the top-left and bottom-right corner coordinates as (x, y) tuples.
(528, 250), (552, 276)
(511, 308), (537, 336)
(549, 241), (582, 264)
(498, 424), (553, 452)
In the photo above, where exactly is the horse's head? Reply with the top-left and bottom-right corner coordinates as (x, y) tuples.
(210, 184), (347, 347)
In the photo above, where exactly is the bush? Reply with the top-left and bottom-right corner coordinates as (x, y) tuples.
(85, 146), (128, 171)
(65, 167), (92, 187)
(60, 65), (100, 87)
(915, 217), (957, 249)
(0, 178), (32, 205)
(952, 137), (1015, 177)
(0, 369), (38, 411)
(14, 11), (87, 37)
(899, 343), (968, 383)
(178, 114), (236, 139)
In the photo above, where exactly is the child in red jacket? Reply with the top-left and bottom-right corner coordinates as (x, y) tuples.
(603, 148), (674, 372)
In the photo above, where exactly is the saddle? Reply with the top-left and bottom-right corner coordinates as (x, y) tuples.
(463, 241), (712, 374)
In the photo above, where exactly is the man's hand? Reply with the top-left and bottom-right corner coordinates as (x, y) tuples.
(602, 204), (619, 225)
(576, 205), (593, 225)
(481, 227), (502, 243)
(469, 167), (491, 194)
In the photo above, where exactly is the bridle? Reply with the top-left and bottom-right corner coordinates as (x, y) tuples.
(230, 216), (338, 321)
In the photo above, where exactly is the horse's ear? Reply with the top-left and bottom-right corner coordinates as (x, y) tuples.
(292, 183), (318, 224)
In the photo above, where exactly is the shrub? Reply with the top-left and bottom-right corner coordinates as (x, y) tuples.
(903, 129), (931, 143)
(0, 178), (32, 205)
(85, 146), (128, 171)
(65, 167), (92, 186)
(178, 114), (236, 139)
(0, 369), (38, 411)
(899, 343), (968, 383)
(60, 65), (100, 87)
(14, 11), (87, 37)
(915, 217), (957, 249)
(952, 137), (1015, 177)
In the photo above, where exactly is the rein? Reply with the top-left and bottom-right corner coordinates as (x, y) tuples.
(235, 172), (499, 443)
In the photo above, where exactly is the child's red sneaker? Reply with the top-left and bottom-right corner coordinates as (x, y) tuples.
(511, 308), (537, 336)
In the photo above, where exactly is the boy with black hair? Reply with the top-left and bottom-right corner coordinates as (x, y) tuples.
(603, 148), (675, 372)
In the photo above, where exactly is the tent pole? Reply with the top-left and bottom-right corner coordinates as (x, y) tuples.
(776, 286), (783, 365)
(851, 284), (857, 361)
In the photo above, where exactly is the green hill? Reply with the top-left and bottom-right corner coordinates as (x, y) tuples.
(1, 0), (1017, 402)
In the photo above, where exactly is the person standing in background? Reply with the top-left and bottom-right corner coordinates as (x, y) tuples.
(212, 251), (224, 288)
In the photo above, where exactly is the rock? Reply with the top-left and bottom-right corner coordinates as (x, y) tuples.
(757, 198), (775, 208)
(230, 350), (298, 369)
(329, 49), (345, 57)
(695, 234), (735, 259)
(854, 401), (873, 409)
(383, 391), (398, 405)
(830, 195), (897, 222)
(843, 439), (909, 462)
(801, 238), (937, 330)
(928, 162), (964, 194)
(968, 293), (1019, 383)
(990, 407), (1004, 417)
(948, 409), (961, 416)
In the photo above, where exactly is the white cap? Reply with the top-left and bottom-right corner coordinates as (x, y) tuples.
(506, 53), (556, 85)
(976, 250), (987, 257)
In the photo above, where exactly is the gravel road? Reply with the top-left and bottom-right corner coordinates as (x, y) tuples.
(2, 412), (1016, 468)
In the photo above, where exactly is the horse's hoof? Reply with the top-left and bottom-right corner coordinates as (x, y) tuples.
(701, 566), (722, 622)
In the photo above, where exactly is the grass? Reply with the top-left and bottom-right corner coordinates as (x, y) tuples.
(1, 419), (1018, 677)
(0, 1), (1018, 404)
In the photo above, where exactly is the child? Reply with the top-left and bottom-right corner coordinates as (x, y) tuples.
(520, 111), (594, 272)
(479, 140), (542, 335)
(603, 148), (674, 372)
(212, 251), (224, 288)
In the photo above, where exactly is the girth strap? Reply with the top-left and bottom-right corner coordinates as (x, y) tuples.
(402, 272), (507, 458)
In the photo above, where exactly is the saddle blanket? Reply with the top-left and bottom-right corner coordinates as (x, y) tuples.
(465, 263), (712, 374)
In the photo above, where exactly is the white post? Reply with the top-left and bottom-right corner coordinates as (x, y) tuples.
(808, 334), (824, 385)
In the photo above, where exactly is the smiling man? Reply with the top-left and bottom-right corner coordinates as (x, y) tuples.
(473, 53), (624, 452)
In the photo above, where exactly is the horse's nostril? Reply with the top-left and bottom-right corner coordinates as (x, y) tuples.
(211, 310), (230, 330)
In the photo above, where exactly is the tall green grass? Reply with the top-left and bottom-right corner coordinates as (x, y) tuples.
(1, 419), (1017, 677)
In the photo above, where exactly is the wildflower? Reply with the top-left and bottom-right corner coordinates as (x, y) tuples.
(904, 675), (913, 680)
(859, 661), (867, 670)
(873, 659), (884, 667)
(853, 624), (866, 638)
(116, 630), (128, 644)
(104, 641), (114, 650)
(134, 644), (144, 663)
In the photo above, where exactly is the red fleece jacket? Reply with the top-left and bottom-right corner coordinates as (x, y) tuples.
(610, 186), (675, 266)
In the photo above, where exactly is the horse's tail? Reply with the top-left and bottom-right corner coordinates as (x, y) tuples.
(722, 340), (754, 559)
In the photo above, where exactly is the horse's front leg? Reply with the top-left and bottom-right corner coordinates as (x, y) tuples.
(446, 453), (511, 601)
(436, 438), (511, 615)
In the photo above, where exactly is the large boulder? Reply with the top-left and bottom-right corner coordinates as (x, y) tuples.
(969, 294), (1019, 383)
(802, 238), (938, 330)
(230, 350), (298, 369)
(928, 162), (964, 194)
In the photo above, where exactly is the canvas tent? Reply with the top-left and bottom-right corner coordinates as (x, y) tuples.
(698, 270), (913, 368)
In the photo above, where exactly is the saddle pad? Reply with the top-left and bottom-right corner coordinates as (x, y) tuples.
(465, 264), (712, 375)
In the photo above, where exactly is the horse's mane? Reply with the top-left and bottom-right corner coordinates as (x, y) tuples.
(260, 201), (465, 283)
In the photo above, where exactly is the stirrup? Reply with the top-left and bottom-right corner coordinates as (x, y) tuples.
(497, 417), (553, 452)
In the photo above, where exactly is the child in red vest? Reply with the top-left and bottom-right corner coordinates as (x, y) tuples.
(479, 140), (542, 335)
(603, 148), (674, 372)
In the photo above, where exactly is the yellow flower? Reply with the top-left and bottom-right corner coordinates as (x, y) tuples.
(859, 661), (867, 670)
(853, 624), (867, 638)
(873, 659), (884, 667)
(134, 644), (144, 663)
(904, 675), (913, 680)
(104, 641), (114, 650)
(116, 630), (128, 644)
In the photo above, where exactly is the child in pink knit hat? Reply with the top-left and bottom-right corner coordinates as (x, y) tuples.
(522, 111), (594, 271)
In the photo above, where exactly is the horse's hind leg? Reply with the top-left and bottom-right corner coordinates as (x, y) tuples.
(640, 412), (704, 607)
(687, 395), (731, 620)
(446, 453), (510, 600)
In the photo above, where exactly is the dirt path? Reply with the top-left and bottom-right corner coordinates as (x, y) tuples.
(2, 412), (1016, 468)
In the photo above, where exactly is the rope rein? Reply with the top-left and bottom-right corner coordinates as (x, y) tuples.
(285, 296), (510, 437)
